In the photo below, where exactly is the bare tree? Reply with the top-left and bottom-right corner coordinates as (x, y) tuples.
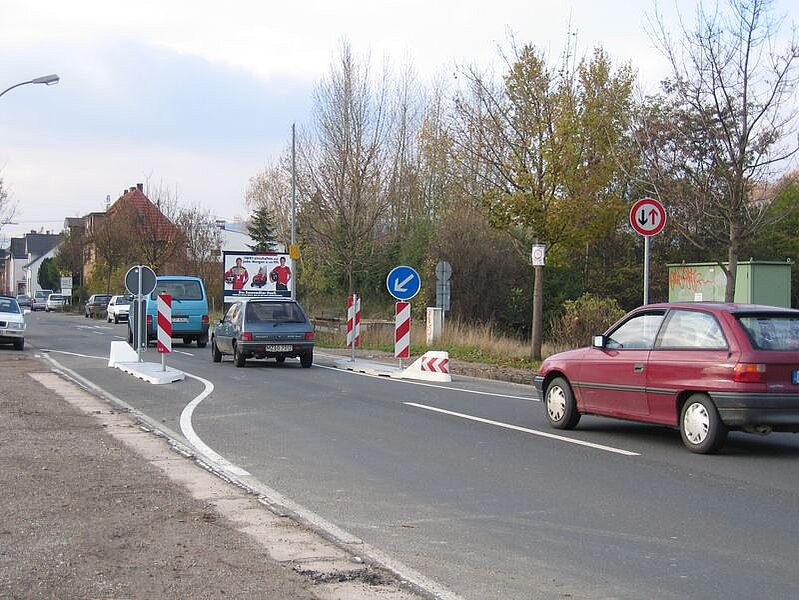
(297, 40), (394, 294)
(646, 0), (799, 301)
(0, 175), (16, 236)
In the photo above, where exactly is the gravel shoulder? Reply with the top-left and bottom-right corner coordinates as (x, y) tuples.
(0, 351), (426, 599)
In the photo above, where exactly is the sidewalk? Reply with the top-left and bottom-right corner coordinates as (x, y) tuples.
(0, 352), (423, 600)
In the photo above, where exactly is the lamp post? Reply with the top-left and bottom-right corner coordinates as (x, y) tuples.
(0, 74), (60, 99)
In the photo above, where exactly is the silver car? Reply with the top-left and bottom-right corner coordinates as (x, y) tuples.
(45, 293), (65, 312)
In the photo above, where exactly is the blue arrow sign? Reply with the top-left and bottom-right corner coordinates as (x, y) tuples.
(386, 265), (421, 300)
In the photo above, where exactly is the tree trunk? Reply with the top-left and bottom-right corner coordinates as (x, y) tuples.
(724, 226), (740, 302)
(531, 266), (544, 360)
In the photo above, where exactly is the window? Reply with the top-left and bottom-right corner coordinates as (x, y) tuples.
(606, 312), (665, 349)
(657, 310), (727, 349)
(150, 280), (203, 301)
(737, 314), (799, 351)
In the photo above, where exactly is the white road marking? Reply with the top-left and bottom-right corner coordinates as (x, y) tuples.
(405, 402), (641, 456)
(179, 372), (250, 476)
(315, 363), (536, 402)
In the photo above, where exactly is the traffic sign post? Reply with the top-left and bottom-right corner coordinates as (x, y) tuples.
(125, 265), (157, 361)
(629, 198), (667, 305)
(157, 293), (172, 371)
(395, 301), (411, 362)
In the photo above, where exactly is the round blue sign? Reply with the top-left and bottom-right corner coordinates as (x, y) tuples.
(386, 265), (421, 300)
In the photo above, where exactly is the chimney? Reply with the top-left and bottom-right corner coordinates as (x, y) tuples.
(137, 183), (144, 192)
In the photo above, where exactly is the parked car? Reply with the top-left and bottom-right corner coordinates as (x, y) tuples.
(211, 298), (314, 368)
(127, 276), (209, 347)
(32, 289), (53, 311)
(45, 293), (65, 312)
(0, 295), (26, 350)
(534, 302), (799, 454)
(16, 294), (31, 309)
(85, 294), (112, 318)
(107, 295), (131, 324)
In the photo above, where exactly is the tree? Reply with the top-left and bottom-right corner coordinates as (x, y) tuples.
(54, 229), (88, 289)
(38, 257), (60, 291)
(645, 0), (799, 301)
(450, 40), (636, 358)
(245, 157), (293, 245)
(247, 205), (279, 252)
(297, 40), (394, 295)
(174, 204), (224, 308)
(0, 174), (15, 238)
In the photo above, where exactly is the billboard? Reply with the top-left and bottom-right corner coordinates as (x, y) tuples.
(223, 251), (293, 300)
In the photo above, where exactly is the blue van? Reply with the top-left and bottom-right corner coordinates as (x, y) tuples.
(127, 276), (209, 347)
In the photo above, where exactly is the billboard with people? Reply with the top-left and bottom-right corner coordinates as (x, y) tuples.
(223, 251), (292, 300)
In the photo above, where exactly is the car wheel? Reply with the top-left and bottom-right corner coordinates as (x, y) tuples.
(212, 339), (222, 363)
(544, 376), (581, 429)
(113, 315), (119, 324)
(13, 338), (24, 351)
(197, 335), (208, 349)
(300, 352), (313, 368)
(680, 394), (728, 454)
(85, 311), (89, 318)
(234, 343), (246, 368)
(275, 356), (286, 364)
(183, 336), (192, 345)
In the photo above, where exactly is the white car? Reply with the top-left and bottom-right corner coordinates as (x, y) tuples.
(0, 295), (27, 350)
(45, 293), (65, 312)
(107, 295), (131, 324)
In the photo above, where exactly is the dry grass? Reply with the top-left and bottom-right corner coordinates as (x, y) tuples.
(314, 318), (548, 368)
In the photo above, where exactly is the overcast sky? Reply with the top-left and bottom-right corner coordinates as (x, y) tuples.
(1, 0), (797, 245)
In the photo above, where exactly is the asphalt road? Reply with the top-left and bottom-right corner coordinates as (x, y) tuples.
(24, 310), (799, 600)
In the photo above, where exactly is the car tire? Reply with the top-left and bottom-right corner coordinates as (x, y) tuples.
(275, 356), (286, 364)
(300, 352), (313, 368)
(544, 376), (581, 429)
(212, 339), (222, 363)
(183, 336), (192, 345)
(234, 343), (246, 368)
(680, 393), (728, 454)
(197, 335), (208, 349)
(13, 338), (24, 351)
(113, 315), (119, 324)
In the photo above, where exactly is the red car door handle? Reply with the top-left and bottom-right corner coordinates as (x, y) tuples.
(634, 363), (645, 373)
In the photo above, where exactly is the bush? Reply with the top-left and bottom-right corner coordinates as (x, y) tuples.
(547, 294), (625, 353)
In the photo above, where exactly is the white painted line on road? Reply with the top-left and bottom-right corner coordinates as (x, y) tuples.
(173, 350), (194, 356)
(405, 402), (641, 456)
(38, 349), (107, 360)
(315, 363), (536, 402)
(179, 372), (250, 476)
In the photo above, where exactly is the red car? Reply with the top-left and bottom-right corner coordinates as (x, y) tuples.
(534, 303), (799, 453)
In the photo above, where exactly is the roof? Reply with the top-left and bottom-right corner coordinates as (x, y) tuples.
(10, 238), (26, 259)
(24, 233), (62, 257)
(106, 186), (177, 240)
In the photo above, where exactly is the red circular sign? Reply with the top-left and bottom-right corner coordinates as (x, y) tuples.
(629, 198), (666, 236)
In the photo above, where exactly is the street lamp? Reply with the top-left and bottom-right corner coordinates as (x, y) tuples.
(0, 74), (60, 99)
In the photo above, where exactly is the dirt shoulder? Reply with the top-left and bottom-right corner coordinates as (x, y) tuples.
(0, 351), (422, 600)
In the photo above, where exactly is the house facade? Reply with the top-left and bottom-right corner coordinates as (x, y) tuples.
(2, 232), (62, 296)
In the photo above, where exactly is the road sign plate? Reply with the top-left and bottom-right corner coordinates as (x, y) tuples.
(386, 265), (421, 300)
(630, 198), (666, 236)
(125, 265), (157, 296)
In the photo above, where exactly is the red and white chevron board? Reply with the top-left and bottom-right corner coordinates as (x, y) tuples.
(421, 354), (449, 374)
(395, 301), (410, 358)
(157, 293), (172, 354)
(346, 294), (361, 348)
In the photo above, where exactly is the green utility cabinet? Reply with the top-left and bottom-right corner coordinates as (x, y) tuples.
(668, 260), (791, 307)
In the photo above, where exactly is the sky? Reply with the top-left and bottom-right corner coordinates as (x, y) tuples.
(1, 0), (797, 246)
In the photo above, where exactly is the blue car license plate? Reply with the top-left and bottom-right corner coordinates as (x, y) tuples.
(793, 370), (799, 385)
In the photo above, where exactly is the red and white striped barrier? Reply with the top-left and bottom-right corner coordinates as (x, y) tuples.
(157, 293), (172, 354)
(400, 351), (451, 382)
(395, 301), (410, 359)
(346, 294), (361, 348)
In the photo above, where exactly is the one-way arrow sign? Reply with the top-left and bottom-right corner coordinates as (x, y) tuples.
(386, 265), (421, 300)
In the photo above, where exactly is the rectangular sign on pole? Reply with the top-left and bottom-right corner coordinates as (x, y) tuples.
(395, 301), (411, 359)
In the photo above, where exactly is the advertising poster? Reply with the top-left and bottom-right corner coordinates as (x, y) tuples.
(223, 251), (292, 300)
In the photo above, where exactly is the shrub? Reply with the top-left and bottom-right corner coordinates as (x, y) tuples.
(547, 294), (625, 353)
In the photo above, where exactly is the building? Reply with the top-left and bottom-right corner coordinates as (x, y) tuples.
(1, 232), (63, 296)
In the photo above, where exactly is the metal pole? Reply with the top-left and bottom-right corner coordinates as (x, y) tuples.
(643, 236), (650, 305)
(350, 293), (357, 362)
(291, 123), (297, 301)
(137, 267), (143, 362)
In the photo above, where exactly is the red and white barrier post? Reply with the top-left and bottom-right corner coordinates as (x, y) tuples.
(346, 293), (361, 360)
(157, 293), (172, 371)
(395, 301), (411, 363)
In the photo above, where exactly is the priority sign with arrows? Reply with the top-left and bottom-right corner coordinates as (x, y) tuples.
(630, 197), (666, 237)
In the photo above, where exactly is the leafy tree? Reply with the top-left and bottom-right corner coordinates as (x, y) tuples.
(247, 205), (279, 252)
(643, 0), (799, 301)
(37, 257), (60, 291)
(450, 40), (636, 357)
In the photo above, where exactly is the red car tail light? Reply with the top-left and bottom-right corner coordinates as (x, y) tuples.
(733, 363), (766, 383)
(202, 314), (209, 324)
(305, 332), (315, 341)
(240, 332), (253, 341)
